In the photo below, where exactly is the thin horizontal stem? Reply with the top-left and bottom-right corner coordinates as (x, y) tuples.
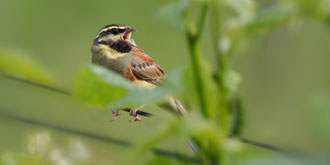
(3, 74), (70, 95)
(1, 74), (153, 117)
(238, 137), (288, 153)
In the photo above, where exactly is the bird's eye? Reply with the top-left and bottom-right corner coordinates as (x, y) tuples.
(110, 28), (119, 35)
(118, 29), (125, 33)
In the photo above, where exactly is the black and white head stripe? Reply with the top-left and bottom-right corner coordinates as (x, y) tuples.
(95, 24), (127, 39)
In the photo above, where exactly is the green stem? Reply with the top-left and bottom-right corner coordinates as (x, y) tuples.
(196, 3), (208, 40)
(211, 0), (229, 131)
(187, 38), (209, 117)
(184, 4), (210, 118)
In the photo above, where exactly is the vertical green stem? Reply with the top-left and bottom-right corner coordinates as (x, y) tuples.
(184, 2), (227, 165)
(211, 0), (229, 132)
(184, 4), (210, 118)
(211, 2), (229, 164)
(186, 38), (209, 117)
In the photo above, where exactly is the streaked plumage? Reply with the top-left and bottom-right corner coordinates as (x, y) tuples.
(91, 24), (187, 121)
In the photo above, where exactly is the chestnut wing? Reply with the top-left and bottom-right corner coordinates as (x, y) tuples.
(131, 48), (166, 85)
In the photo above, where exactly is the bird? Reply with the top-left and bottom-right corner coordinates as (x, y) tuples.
(91, 24), (188, 122)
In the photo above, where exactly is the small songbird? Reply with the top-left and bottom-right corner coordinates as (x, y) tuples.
(91, 24), (187, 122)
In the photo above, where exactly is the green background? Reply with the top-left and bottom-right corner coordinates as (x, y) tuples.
(1, 0), (330, 164)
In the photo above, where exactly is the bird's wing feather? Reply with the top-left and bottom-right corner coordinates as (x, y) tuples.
(130, 47), (166, 85)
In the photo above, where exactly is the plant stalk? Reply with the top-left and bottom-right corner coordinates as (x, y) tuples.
(184, 3), (210, 118)
(210, 0), (229, 132)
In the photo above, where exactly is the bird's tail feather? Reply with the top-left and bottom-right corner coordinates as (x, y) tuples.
(160, 96), (188, 116)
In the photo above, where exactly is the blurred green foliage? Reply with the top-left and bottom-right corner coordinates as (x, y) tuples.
(0, 132), (91, 165)
(1, 0), (330, 164)
(74, 65), (134, 109)
(0, 52), (55, 85)
(74, 64), (186, 110)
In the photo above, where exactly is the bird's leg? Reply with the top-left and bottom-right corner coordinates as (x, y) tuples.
(111, 110), (121, 122)
(129, 105), (145, 122)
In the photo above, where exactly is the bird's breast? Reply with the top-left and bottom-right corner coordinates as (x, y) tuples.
(92, 44), (132, 75)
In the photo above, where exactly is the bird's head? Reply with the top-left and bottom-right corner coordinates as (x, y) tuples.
(95, 24), (137, 47)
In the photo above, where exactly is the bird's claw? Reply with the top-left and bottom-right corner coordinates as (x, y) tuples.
(129, 109), (141, 122)
(129, 115), (141, 122)
(110, 110), (120, 122)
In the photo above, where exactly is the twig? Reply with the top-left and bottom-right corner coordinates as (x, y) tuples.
(238, 137), (287, 153)
(121, 108), (153, 117)
(4, 74), (70, 95)
(1, 74), (153, 117)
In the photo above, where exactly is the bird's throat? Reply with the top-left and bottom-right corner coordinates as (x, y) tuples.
(99, 40), (132, 53)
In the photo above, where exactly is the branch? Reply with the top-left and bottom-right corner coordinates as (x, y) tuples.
(238, 137), (289, 153)
(3, 74), (70, 95)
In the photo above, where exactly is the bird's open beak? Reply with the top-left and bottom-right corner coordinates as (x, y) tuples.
(125, 39), (137, 47)
(126, 27), (137, 32)
(124, 27), (137, 47)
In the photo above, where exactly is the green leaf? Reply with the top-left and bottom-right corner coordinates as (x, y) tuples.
(110, 68), (184, 109)
(137, 112), (202, 154)
(0, 51), (56, 85)
(73, 64), (133, 108)
(141, 118), (186, 151)
(190, 122), (225, 164)
(74, 64), (183, 109)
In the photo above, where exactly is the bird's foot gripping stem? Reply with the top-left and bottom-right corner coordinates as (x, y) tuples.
(111, 110), (121, 122)
(129, 105), (145, 122)
(130, 113), (141, 122)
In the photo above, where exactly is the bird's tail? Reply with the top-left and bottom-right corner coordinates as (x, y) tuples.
(161, 96), (188, 116)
